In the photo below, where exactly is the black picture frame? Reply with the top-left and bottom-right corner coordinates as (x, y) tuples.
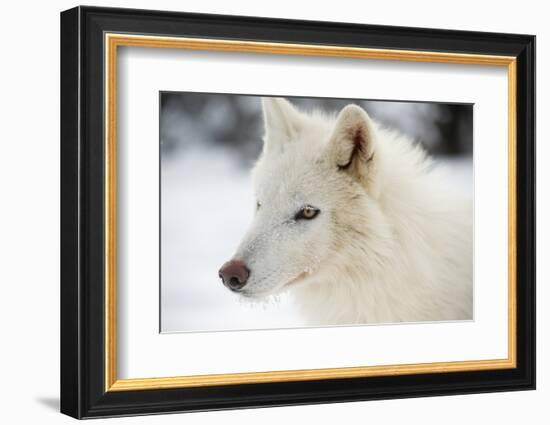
(61, 5), (535, 419)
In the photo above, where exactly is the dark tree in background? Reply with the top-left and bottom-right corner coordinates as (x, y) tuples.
(160, 92), (472, 164)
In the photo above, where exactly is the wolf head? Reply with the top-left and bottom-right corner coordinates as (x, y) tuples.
(219, 98), (392, 298)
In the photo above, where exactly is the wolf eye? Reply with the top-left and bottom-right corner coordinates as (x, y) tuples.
(295, 205), (320, 220)
(256, 201), (261, 210)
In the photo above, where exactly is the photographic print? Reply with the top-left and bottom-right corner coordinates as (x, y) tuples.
(61, 7), (535, 418)
(160, 93), (474, 332)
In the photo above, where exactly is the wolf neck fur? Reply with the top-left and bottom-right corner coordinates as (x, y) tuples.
(290, 125), (472, 325)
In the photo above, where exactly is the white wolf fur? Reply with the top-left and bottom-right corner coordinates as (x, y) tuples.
(227, 97), (472, 325)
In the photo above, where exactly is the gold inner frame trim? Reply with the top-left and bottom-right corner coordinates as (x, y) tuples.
(104, 33), (518, 392)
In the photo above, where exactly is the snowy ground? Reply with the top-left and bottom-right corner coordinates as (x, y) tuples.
(160, 147), (473, 333)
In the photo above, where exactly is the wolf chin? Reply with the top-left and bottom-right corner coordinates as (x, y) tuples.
(219, 97), (473, 326)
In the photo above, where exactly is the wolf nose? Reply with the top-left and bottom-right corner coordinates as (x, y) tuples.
(218, 260), (250, 291)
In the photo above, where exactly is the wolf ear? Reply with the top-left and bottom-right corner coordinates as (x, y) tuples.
(326, 104), (378, 190)
(262, 97), (302, 153)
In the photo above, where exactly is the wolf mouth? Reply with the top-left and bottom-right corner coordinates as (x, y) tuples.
(240, 269), (315, 299)
(285, 270), (311, 288)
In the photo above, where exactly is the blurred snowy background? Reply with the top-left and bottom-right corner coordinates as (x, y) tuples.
(160, 93), (473, 333)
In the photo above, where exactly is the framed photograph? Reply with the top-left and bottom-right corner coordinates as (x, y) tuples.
(60, 6), (535, 419)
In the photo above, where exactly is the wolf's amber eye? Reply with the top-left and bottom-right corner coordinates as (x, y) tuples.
(295, 205), (320, 220)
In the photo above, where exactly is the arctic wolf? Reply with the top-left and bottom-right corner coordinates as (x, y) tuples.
(219, 98), (473, 325)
